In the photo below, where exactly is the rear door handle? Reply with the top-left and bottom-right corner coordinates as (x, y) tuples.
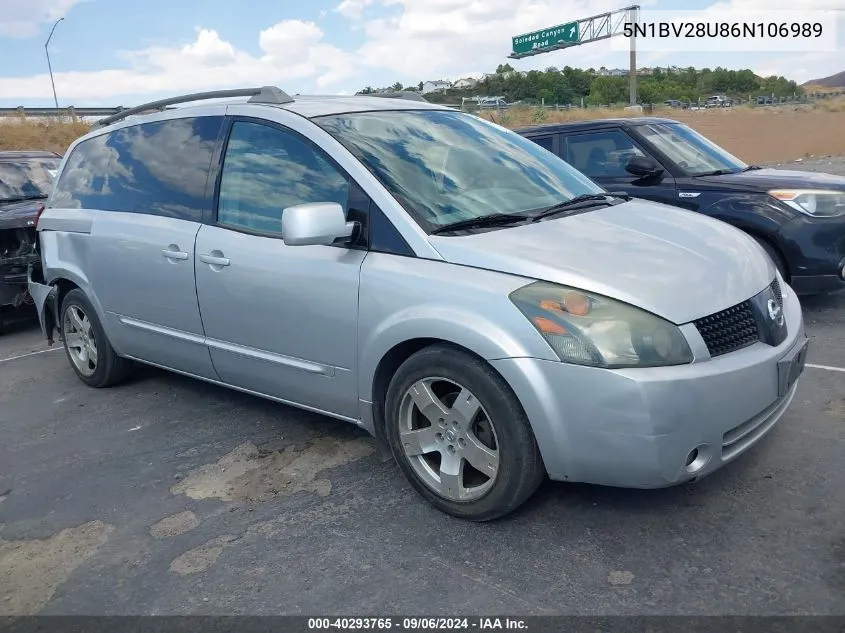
(199, 253), (230, 267)
(161, 248), (189, 260)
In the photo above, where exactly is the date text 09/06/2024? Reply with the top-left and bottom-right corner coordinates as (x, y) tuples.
(307, 618), (527, 630)
(623, 22), (823, 38)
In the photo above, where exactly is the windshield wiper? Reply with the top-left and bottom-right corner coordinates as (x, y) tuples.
(530, 194), (614, 222)
(0, 194), (48, 203)
(695, 168), (736, 177)
(741, 165), (762, 171)
(429, 212), (528, 235)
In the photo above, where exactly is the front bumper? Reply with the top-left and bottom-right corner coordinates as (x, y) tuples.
(491, 281), (807, 488)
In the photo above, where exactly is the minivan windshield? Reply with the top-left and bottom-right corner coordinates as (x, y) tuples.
(637, 122), (747, 176)
(0, 157), (61, 202)
(315, 109), (605, 233)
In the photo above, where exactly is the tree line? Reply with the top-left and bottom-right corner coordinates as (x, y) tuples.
(359, 64), (803, 106)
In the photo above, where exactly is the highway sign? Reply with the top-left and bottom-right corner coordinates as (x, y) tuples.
(512, 22), (580, 55)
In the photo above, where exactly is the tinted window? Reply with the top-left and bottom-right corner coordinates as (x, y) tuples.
(530, 136), (555, 153)
(315, 110), (603, 233)
(563, 130), (647, 178)
(51, 116), (224, 222)
(217, 121), (350, 235)
(0, 156), (60, 201)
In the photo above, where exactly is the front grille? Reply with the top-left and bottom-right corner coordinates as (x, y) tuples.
(694, 300), (760, 357)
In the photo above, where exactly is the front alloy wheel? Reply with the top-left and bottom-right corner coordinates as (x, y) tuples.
(398, 377), (499, 502)
(385, 344), (546, 521)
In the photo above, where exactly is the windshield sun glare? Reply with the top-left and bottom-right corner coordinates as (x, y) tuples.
(315, 110), (605, 233)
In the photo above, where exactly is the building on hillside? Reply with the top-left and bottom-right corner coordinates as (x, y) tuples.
(594, 67), (629, 76)
(453, 77), (478, 89)
(421, 80), (452, 94)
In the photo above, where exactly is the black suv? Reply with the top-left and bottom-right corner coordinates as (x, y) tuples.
(516, 118), (845, 295)
(0, 151), (61, 321)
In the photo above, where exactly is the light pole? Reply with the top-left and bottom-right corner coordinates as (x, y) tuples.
(45, 17), (64, 108)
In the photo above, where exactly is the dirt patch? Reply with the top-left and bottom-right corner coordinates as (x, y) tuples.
(825, 399), (845, 420)
(493, 106), (845, 165)
(170, 436), (375, 503)
(669, 110), (845, 165)
(169, 535), (240, 576)
(0, 520), (113, 615)
(607, 570), (635, 586)
(149, 511), (200, 539)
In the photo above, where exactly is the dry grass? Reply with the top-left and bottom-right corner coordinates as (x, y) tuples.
(0, 117), (90, 154)
(482, 97), (845, 164)
(2, 96), (845, 165)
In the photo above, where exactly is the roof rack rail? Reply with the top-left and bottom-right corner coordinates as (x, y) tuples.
(365, 91), (429, 103)
(91, 85), (294, 130)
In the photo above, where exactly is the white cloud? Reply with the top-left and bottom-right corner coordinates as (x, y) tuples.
(0, 0), (841, 105)
(336, 0), (377, 20)
(0, 0), (83, 38)
(353, 0), (650, 78)
(0, 20), (356, 102)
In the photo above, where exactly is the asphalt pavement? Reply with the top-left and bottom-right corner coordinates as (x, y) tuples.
(1, 170), (844, 615)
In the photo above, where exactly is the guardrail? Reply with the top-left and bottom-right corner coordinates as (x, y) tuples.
(0, 106), (125, 119)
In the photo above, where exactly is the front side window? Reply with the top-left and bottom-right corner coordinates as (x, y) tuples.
(0, 156), (60, 202)
(50, 116), (224, 221)
(217, 121), (350, 235)
(563, 130), (647, 178)
(314, 110), (604, 233)
(638, 123), (747, 176)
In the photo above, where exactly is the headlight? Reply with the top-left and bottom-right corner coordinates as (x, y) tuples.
(769, 189), (845, 217)
(509, 282), (693, 368)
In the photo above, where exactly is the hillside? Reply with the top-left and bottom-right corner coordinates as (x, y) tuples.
(803, 70), (845, 89)
(364, 65), (803, 107)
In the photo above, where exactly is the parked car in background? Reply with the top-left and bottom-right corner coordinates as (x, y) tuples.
(0, 151), (61, 326)
(705, 95), (732, 108)
(30, 88), (807, 521)
(516, 118), (845, 295)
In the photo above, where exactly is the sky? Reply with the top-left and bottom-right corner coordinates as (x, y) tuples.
(0, 0), (843, 108)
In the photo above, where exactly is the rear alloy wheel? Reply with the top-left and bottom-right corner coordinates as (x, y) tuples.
(63, 304), (98, 378)
(60, 288), (132, 388)
(385, 344), (545, 521)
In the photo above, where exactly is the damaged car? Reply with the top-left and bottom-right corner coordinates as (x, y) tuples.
(0, 151), (61, 326)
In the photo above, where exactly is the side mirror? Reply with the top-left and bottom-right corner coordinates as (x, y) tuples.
(625, 155), (663, 178)
(281, 202), (356, 247)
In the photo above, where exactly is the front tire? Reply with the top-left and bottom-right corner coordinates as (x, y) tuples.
(752, 236), (788, 281)
(60, 288), (132, 388)
(384, 344), (545, 521)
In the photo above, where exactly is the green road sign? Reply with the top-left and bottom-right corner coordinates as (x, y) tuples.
(512, 22), (580, 55)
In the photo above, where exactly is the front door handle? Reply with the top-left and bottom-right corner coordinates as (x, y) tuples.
(162, 247), (189, 260)
(199, 253), (230, 267)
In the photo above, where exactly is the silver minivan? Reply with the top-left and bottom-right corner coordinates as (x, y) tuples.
(29, 86), (809, 520)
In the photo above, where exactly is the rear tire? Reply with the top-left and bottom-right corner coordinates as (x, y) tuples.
(752, 236), (788, 281)
(60, 288), (132, 388)
(384, 344), (546, 521)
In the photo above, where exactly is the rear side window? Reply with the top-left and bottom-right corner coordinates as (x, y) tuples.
(51, 116), (225, 222)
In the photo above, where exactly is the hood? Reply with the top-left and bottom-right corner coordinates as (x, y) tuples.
(428, 199), (775, 325)
(0, 199), (42, 231)
(698, 167), (845, 191)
